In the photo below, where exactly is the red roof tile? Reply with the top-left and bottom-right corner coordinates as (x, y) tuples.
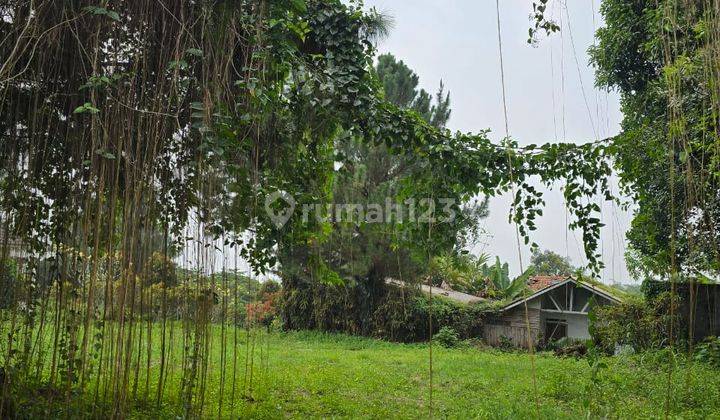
(527, 275), (569, 292)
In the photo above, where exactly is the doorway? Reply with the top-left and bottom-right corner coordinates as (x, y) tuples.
(545, 318), (568, 342)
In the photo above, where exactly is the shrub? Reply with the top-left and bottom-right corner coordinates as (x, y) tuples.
(433, 326), (460, 348)
(589, 292), (675, 353)
(282, 275), (488, 343)
(498, 335), (514, 351)
(257, 280), (281, 299)
(372, 289), (487, 342)
(695, 336), (720, 367)
(247, 290), (282, 328)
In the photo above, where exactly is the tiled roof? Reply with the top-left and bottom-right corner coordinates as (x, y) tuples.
(527, 275), (569, 292)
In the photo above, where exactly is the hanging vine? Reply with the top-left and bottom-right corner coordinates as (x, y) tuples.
(0, 0), (623, 417)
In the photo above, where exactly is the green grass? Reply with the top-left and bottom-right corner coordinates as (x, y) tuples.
(8, 326), (720, 419)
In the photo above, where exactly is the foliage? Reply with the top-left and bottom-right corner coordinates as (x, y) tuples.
(375, 54), (451, 128)
(428, 253), (532, 299)
(591, 0), (720, 278)
(246, 290), (282, 328)
(484, 257), (511, 292)
(694, 336), (720, 367)
(547, 337), (591, 358)
(282, 276), (488, 342)
(280, 52), (492, 337)
(529, 249), (577, 276)
(606, 282), (643, 298)
(485, 259), (534, 299)
(0, 260), (18, 309)
(498, 335), (516, 352)
(433, 326), (460, 348)
(428, 252), (489, 294)
(0, 0), (641, 415)
(575, 274), (633, 301)
(528, 0), (561, 45)
(589, 293), (676, 353)
(392, 293), (488, 342)
(257, 280), (281, 299)
(116, 269), (265, 324)
(638, 277), (714, 302)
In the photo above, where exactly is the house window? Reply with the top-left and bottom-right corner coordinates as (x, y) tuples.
(545, 318), (567, 342)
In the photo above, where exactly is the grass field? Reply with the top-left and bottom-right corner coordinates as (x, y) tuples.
(9, 327), (720, 419)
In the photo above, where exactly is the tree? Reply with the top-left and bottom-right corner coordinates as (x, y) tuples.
(590, 0), (720, 278)
(429, 254), (533, 300)
(428, 252), (489, 294)
(376, 54), (451, 128)
(529, 249), (576, 276)
(477, 257), (533, 299)
(284, 52), (488, 285)
(281, 54), (487, 328)
(280, 53), (489, 334)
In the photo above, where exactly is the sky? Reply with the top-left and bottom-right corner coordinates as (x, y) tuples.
(363, 0), (634, 283)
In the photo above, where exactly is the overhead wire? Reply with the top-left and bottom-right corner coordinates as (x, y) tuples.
(494, 0), (540, 415)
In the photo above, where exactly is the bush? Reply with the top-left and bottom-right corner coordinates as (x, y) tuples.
(590, 292), (675, 353)
(498, 335), (514, 351)
(257, 280), (281, 299)
(372, 288), (487, 342)
(282, 275), (488, 343)
(695, 336), (720, 367)
(433, 326), (460, 348)
(247, 290), (282, 328)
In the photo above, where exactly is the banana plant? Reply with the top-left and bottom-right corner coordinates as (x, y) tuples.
(504, 267), (535, 299)
(480, 257), (534, 299)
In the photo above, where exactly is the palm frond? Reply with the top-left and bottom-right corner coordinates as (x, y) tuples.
(362, 8), (394, 43)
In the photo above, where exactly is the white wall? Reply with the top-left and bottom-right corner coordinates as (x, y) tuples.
(540, 311), (591, 340)
(565, 313), (590, 340)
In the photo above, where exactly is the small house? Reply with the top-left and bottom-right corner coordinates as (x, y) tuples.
(484, 275), (621, 347)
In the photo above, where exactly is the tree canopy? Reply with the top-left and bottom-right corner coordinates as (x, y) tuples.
(591, 0), (720, 279)
(528, 249), (577, 276)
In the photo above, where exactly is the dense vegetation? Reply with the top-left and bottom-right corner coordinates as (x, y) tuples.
(591, 0), (720, 279)
(0, 0), (619, 415)
(280, 53), (496, 338)
(0, 0), (718, 417)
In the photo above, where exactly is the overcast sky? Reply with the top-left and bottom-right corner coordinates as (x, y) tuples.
(363, 0), (633, 283)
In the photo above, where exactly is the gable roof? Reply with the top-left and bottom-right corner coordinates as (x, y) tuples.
(528, 275), (568, 292)
(500, 276), (622, 312)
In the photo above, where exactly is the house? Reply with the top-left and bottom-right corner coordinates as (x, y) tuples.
(484, 275), (621, 347)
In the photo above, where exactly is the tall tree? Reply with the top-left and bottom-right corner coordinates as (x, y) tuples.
(591, 0), (720, 279)
(528, 249), (576, 276)
(376, 54), (451, 128)
(281, 53), (488, 334)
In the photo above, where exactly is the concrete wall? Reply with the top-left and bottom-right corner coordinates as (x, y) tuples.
(540, 311), (590, 340)
(566, 313), (590, 339)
